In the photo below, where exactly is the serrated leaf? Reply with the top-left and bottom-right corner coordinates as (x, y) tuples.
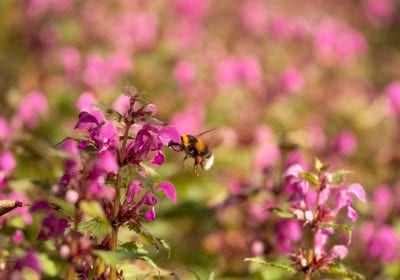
(78, 218), (111, 238)
(128, 222), (171, 257)
(331, 169), (351, 185)
(300, 172), (319, 186)
(268, 207), (294, 219)
(94, 249), (148, 266)
(322, 264), (365, 280)
(244, 258), (296, 273)
(80, 201), (107, 220)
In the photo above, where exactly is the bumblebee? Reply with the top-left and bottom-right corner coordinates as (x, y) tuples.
(168, 129), (216, 175)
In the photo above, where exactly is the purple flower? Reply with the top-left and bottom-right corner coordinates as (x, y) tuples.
(385, 81), (400, 115)
(279, 67), (304, 93)
(173, 60), (197, 88)
(76, 91), (96, 111)
(151, 151), (165, 165)
(372, 185), (393, 221)
(240, 0), (268, 36)
(38, 214), (69, 240)
(15, 251), (41, 274)
(331, 183), (366, 221)
(0, 151), (16, 188)
(125, 125), (179, 165)
(12, 230), (24, 245)
(0, 118), (12, 141)
(125, 180), (143, 204)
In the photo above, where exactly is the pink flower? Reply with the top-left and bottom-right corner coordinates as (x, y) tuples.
(59, 47), (81, 81)
(279, 67), (304, 93)
(367, 225), (399, 262)
(313, 20), (366, 65)
(241, 0), (268, 36)
(0, 151), (16, 172)
(16, 90), (48, 128)
(173, 60), (197, 88)
(173, 0), (209, 21)
(170, 104), (205, 135)
(0, 118), (12, 141)
(112, 95), (131, 115)
(275, 220), (302, 253)
(155, 181), (177, 204)
(385, 81), (400, 115)
(333, 130), (357, 156)
(15, 251), (41, 274)
(372, 185), (393, 222)
(12, 229), (25, 245)
(215, 56), (262, 90)
(76, 91), (96, 111)
(363, 0), (394, 26)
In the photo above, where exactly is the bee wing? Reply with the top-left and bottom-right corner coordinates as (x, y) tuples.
(198, 128), (224, 150)
(195, 127), (220, 138)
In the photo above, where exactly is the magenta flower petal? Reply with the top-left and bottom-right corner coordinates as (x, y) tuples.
(97, 151), (118, 173)
(15, 251), (42, 273)
(125, 180), (143, 204)
(17, 90), (48, 128)
(155, 181), (177, 204)
(347, 205), (358, 221)
(151, 151), (165, 165)
(76, 91), (96, 111)
(113, 95), (131, 115)
(144, 206), (156, 221)
(0, 151), (16, 172)
(74, 111), (99, 129)
(159, 126), (181, 145)
(347, 183), (367, 203)
(30, 200), (53, 212)
(12, 229), (25, 245)
(329, 245), (348, 259)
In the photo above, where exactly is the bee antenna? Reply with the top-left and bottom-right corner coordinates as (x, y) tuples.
(196, 127), (219, 137)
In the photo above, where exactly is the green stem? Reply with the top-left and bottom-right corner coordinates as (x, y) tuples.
(110, 122), (131, 280)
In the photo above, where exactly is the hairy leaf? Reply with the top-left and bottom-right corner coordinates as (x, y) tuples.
(268, 207), (294, 219)
(322, 264), (365, 280)
(244, 258), (296, 273)
(300, 172), (319, 186)
(332, 169), (351, 185)
(78, 218), (111, 238)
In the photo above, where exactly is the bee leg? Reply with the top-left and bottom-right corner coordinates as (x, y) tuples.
(193, 164), (200, 176)
(181, 155), (188, 167)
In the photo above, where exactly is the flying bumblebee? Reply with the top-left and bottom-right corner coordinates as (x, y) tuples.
(168, 129), (218, 175)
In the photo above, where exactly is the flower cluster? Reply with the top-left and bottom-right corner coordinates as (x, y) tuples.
(282, 162), (366, 276)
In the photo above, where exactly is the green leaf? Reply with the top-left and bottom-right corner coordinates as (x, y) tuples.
(128, 222), (171, 257)
(268, 207), (294, 219)
(322, 264), (365, 280)
(331, 169), (351, 185)
(300, 172), (319, 186)
(80, 201), (107, 220)
(244, 258), (296, 273)
(319, 223), (352, 245)
(38, 253), (58, 276)
(94, 249), (148, 266)
(78, 218), (111, 238)
(314, 158), (329, 172)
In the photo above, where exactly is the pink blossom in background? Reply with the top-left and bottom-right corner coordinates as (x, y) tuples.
(385, 81), (400, 115)
(173, 0), (210, 22)
(168, 20), (204, 49)
(0, 118), (12, 141)
(75, 91), (96, 111)
(108, 51), (133, 78)
(307, 121), (326, 151)
(58, 47), (81, 82)
(0, 151), (16, 188)
(113, 12), (158, 51)
(371, 185), (393, 222)
(170, 104), (205, 135)
(51, 0), (73, 14)
(363, 0), (394, 26)
(16, 91), (48, 128)
(279, 67), (305, 93)
(313, 20), (366, 65)
(367, 225), (399, 262)
(241, 0), (268, 36)
(173, 60), (197, 88)
(333, 130), (358, 156)
(12, 230), (25, 245)
(215, 56), (262, 90)
(268, 15), (309, 40)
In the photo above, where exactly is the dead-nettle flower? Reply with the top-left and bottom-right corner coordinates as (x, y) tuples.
(280, 163), (366, 275)
(43, 91), (180, 278)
